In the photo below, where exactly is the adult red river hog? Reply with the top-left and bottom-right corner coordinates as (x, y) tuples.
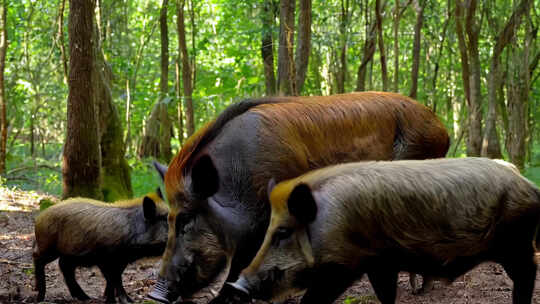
(224, 158), (540, 304)
(147, 92), (449, 303)
(33, 188), (169, 303)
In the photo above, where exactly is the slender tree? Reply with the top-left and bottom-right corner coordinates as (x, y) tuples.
(177, 0), (194, 136)
(0, 0), (6, 174)
(63, 0), (102, 200)
(455, 0), (482, 156)
(159, 0), (172, 162)
(336, 0), (351, 93)
(277, 0), (296, 96)
(261, 0), (276, 96)
(375, 0), (388, 91)
(295, 0), (311, 94)
(356, 1), (376, 91)
(57, 0), (68, 84)
(506, 39), (529, 170)
(409, 0), (424, 99)
(483, 0), (532, 159)
(139, 0), (172, 160)
(392, 0), (411, 92)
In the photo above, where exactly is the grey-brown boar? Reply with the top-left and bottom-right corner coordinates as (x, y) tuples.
(33, 190), (168, 303)
(226, 158), (540, 304)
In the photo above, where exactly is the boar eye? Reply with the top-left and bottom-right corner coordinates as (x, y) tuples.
(272, 227), (293, 246)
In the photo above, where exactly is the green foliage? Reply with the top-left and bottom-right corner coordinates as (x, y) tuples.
(129, 158), (164, 198)
(343, 295), (379, 304)
(524, 167), (540, 188)
(2, 0), (539, 198)
(38, 198), (55, 211)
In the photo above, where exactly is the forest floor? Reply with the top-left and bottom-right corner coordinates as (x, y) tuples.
(1, 187), (540, 304)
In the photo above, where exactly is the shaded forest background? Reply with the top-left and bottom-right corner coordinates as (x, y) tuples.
(0, 0), (538, 200)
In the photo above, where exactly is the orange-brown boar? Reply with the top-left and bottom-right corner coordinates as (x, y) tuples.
(148, 92), (450, 303)
(226, 158), (540, 304)
(33, 190), (168, 303)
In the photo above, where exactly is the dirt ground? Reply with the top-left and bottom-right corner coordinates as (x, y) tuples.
(1, 187), (540, 304)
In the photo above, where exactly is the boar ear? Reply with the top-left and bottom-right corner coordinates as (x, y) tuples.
(288, 183), (317, 224)
(143, 196), (157, 220)
(267, 178), (277, 199)
(153, 161), (168, 182)
(191, 154), (219, 199)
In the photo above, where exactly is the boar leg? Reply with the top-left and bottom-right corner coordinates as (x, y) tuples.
(99, 264), (119, 303)
(367, 268), (399, 304)
(500, 257), (537, 304)
(113, 265), (133, 304)
(99, 263), (132, 304)
(33, 254), (55, 302)
(299, 267), (356, 304)
(58, 257), (91, 300)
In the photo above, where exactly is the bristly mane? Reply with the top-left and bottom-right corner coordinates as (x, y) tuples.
(164, 97), (290, 199)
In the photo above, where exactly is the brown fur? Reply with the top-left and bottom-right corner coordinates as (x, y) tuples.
(165, 92), (448, 211)
(33, 192), (168, 303)
(235, 158), (540, 304)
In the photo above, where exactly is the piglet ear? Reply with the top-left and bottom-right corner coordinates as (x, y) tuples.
(153, 161), (168, 182)
(191, 154), (219, 199)
(288, 183), (317, 224)
(143, 196), (157, 220)
(267, 178), (277, 199)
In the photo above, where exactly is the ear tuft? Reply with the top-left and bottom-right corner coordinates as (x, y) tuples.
(153, 161), (168, 182)
(191, 154), (219, 199)
(288, 183), (317, 224)
(143, 196), (157, 220)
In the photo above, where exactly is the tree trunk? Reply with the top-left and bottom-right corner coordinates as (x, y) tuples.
(393, 0), (400, 92)
(277, 0), (296, 96)
(430, 1), (450, 110)
(159, 0), (172, 162)
(0, 0), (6, 174)
(261, 0), (276, 96)
(95, 58), (133, 201)
(93, 7), (133, 201)
(175, 59), (184, 145)
(295, 0), (311, 94)
(392, 0), (411, 93)
(138, 102), (161, 159)
(465, 0), (484, 157)
(139, 0), (173, 160)
(455, 0), (481, 156)
(336, 0), (349, 94)
(63, 0), (102, 200)
(356, 1), (376, 92)
(177, 0), (194, 136)
(482, 0), (531, 159)
(375, 0), (388, 91)
(57, 0), (69, 84)
(506, 47), (529, 170)
(409, 0), (424, 99)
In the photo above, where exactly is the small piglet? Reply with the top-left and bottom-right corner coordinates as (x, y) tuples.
(222, 157), (540, 304)
(33, 190), (168, 303)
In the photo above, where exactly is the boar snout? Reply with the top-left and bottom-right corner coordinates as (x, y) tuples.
(147, 276), (181, 304)
(227, 276), (251, 296)
(207, 280), (252, 304)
